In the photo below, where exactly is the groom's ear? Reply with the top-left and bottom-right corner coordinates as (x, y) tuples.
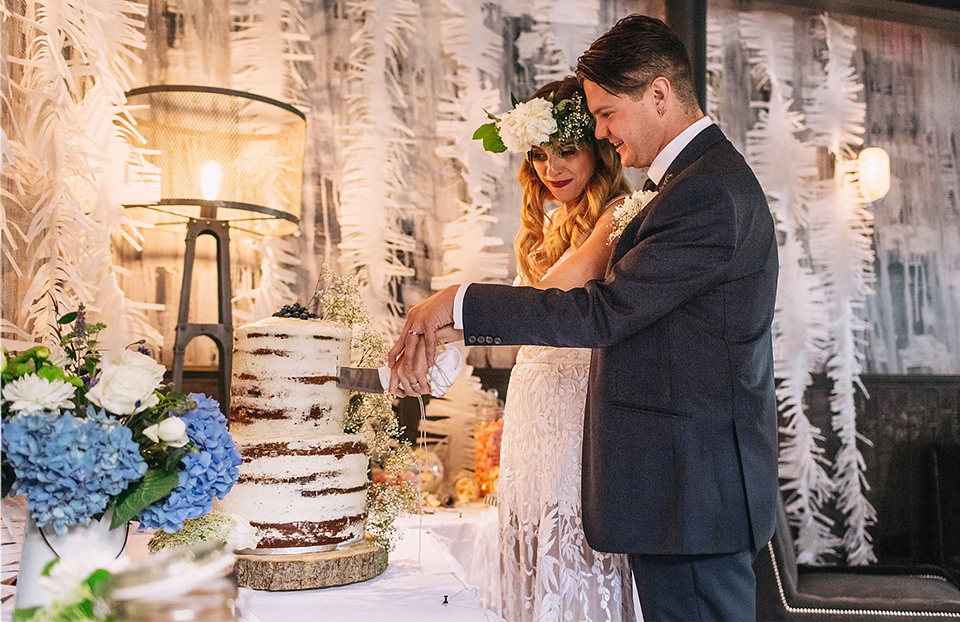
(649, 76), (671, 109)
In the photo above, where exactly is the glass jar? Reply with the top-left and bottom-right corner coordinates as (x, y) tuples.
(474, 389), (504, 498)
(106, 541), (240, 621)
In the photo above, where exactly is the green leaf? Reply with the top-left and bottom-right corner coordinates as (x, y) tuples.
(472, 123), (506, 153)
(483, 108), (499, 122)
(483, 133), (507, 153)
(57, 312), (78, 325)
(2, 456), (15, 498)
(12, 606), (40, 621)
(41, 559), (58, 577)
(85, 569), (112, 598)
(85, 568), (111, 589)
(510, 92), (519, 107)
(35, 365), (66, 383)
(164, 445), (193, 472)
(472, 122), (495, 140)
(111, 468), (180, 528)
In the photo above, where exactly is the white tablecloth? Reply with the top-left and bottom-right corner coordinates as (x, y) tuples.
(240, 507), (503, 622)
(1, 504), (504, 622)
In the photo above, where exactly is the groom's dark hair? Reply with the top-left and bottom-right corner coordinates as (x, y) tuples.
(577, 15), (700, 112)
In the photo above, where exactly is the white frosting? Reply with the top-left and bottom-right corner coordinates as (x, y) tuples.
(220, 438), (369, 523)
(223, 317), (370, 551)
(230, 317), (351, 438)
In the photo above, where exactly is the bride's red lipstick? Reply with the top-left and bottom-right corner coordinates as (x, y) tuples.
(549, 180), (572, 188)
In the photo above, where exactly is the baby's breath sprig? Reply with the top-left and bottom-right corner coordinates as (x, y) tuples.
(366, 481), (419, 552)
(315, 265), (414, 551)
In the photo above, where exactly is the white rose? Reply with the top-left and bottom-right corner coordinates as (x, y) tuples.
(497, 98), (557, 153)
(87, 350), (165, 415)
(143, 416), (189, 447)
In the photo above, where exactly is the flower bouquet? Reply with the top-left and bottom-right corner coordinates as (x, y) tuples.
(1, 307), (241, 610)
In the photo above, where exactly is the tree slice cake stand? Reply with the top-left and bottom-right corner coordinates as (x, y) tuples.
(234, 536), (387, 591)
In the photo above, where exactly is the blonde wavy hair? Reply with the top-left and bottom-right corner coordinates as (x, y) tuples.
(515, 78), (630, 285)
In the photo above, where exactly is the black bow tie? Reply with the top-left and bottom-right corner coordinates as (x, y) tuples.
(642, 177), (657, 193)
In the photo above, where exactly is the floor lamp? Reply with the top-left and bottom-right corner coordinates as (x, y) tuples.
(123, 85), (306, 404)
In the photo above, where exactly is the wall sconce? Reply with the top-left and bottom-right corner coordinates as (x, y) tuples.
(123, 85), (307, 402)
(857, 147), (890, 202)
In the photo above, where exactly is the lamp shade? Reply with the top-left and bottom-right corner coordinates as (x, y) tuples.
(124, 85), (306, 236)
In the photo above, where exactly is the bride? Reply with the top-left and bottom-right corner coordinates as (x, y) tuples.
(405, 77), (637, 621)
(493, 77), (635, 622)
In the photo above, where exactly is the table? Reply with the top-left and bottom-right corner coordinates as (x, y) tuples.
(240, 507), (503, 622)
(1, 502), (504, 622)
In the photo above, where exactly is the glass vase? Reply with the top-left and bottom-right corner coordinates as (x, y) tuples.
(15, 509), (129, 610)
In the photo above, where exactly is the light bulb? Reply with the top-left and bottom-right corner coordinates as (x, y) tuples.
(201, 161), (222, 201)
(858, 147), (890, 202)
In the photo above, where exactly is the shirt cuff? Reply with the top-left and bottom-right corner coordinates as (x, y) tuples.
(453, 283), (471, 330)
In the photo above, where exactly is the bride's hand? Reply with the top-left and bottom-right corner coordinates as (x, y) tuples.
(389, 337), (430, 397)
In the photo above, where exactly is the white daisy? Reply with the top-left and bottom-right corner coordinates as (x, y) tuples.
(2, 374), (76, 414)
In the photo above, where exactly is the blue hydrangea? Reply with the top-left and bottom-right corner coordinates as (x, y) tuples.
(136, 393), (241, 532)
(2, 408), (147, 535)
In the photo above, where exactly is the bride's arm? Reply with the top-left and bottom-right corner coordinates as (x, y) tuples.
(533, 200), (622, 291)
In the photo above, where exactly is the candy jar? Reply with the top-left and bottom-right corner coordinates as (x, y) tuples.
(106, 541), (240, 621)
(474, 389), (504, 498)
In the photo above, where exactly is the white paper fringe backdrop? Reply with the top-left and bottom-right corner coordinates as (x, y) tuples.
(806, 15), (877, 566)
(229, 0), (313, 324)
(741, 11), (877, 564)
(740, 11), (839, 565)
(513, 0), (599, 87)
(432, 0), (509, 290)
(704, 15), (724, 120)
(1, 0), (162, 351)
(337, 0), (419, 337)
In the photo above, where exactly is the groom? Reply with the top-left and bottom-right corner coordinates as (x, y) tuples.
(390, 15), (778, 621)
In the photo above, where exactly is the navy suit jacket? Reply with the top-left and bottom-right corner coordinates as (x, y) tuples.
(463, 124), (779, 555)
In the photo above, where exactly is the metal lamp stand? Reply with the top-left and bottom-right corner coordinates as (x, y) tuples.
(171, 216), (233, 405)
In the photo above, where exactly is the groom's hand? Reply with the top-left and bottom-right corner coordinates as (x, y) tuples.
(388, 285), (459, 385)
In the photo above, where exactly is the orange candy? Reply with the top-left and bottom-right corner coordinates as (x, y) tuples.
(474, 418), (504, 497)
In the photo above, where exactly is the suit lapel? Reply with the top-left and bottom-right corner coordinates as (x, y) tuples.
(660, 123), (725, 185)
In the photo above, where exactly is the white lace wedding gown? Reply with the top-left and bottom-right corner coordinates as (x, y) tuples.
(498, 257), (637, 622)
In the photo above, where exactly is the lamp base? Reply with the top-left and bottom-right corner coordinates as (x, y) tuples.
(172, 218), (233, 407)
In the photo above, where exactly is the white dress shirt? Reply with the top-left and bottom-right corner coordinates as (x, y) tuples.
(453, 115), (715, 329)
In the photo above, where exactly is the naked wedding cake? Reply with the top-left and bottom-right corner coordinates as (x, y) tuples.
(219, 315), (369, 552)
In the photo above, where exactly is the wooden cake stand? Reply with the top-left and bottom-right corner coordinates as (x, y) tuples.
(234, 536), (387, 591)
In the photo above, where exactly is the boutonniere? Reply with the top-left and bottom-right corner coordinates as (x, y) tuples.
(607, 189), (658, 245)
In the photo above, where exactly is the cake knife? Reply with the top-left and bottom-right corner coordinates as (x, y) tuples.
(336, 366), (388, 393)
(336, 347), (465, 396)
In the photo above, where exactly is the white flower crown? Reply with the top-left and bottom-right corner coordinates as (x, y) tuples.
(474, 92), (596, 154)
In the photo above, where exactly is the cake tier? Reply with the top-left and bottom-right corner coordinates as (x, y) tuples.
(230, 317), (352, 439)
(219, 436), (369, 551)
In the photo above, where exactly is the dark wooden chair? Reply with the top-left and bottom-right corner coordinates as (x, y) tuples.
(924, 443), (960, 583)
(754, 493), (960, 621)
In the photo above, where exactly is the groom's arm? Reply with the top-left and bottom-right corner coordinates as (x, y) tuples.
(463, 176), (738, 348)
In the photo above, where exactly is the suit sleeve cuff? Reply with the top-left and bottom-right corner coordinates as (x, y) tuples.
(453, 283), (470, 329)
